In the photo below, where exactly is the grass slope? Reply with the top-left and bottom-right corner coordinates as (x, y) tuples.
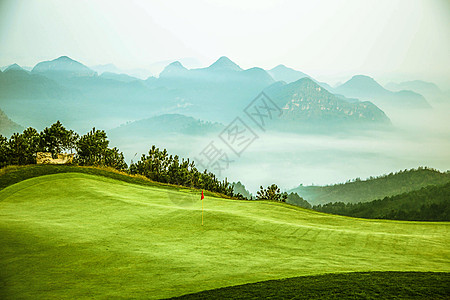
(0, 165), (227, 199)
(171, 272), (450, 299)
(0, 171), (449, 299)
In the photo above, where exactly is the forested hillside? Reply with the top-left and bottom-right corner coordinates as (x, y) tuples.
(290, 168), (450, 205)
(313, 182), (450, 221)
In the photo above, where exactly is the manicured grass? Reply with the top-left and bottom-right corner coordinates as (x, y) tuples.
(171, 272), (450, 299)
(0, 171), (449, 299)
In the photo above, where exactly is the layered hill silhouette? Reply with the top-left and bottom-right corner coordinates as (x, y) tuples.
(1, 55), (435, 134)
(264, 77), (391, 131)
(335, 75), (431, 109)
(314, 181), (450, 221)
(386, 80), (448, 104)
(268, 64), (309, 83)
(108, 114), (224, 140)
(0, 108), (23, 136)
(289, 167), (450, 205)
(0, 64), (76, 100)
(32, 56), (97, 79)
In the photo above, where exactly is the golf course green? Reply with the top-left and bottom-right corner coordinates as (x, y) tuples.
(0, 170), (449, 299)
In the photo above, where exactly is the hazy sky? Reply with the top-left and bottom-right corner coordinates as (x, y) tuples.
(1, 0), (449, 86)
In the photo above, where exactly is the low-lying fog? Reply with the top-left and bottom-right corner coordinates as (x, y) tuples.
(109, 102), (450, 194)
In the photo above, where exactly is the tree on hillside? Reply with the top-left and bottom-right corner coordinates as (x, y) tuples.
(7, 127), (41, 165)
(75, 128), (127, 170)
(40, 121), (78, 155)
(0, 135), (9, 167)
(129, 145), (235, 197)
(257, 184), (286, 202)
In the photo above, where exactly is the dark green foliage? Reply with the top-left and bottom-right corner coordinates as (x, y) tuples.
(313, 182), (450, 221)
(3, 127), (40, 165)
(74, 128), (126, 170)
(40, 120), (78, 155)
(129, 145), (234, 197)
(291, 167), (450, 205)
(0, 122), (127, 171)
(170, 272), (450, 299)
(257, 184), (286, 202)
(285, 192), (311, 209)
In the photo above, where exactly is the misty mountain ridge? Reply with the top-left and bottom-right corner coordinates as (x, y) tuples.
(0, 108), (23, 137)
(385, 80), (447, 104)
(159, 56), (272, 84)
(159, 61), (189, 78)
(0, 66), (78, 101)
(108, 114), (224, 146)
(99, 72), (140, 83)
(32, 56), (97, 78)
(335, 75), (431, 109)
(206, 56), (243, 72)
(268, 64), (309, 83)
(1, 55), (438, 135)
(1, 64), (32, 72)
(4, 64), (27, 72)
(264, 77), (391, 130)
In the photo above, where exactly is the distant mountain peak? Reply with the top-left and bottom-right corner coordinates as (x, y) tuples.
(56, 55), (73, 61)
(32, 56), (96, 77)
(168, 61), (186, 69)
(335, 75), (431, 108)
(267, 64), (309, 84)
(290, 76), (317, 87)
(159, 61), (188, 77)
(339, 75), (386, 93)
(208, 56), (242, 71)
(4, 63), (24, 72)
(349, 75), (381, 86)
(270, 64), (291, 71)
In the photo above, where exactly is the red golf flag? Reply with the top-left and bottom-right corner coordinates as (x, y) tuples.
(201, 190), (204, 200)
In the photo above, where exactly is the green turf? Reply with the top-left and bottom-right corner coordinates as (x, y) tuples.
(0, 164), (227, 198)
(0, 172), (449, 299)
(170, 272), (450, 299)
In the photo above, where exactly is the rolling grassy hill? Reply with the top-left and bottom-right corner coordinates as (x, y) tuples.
(0, 167), (449, 299)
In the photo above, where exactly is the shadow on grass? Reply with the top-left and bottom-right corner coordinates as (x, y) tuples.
(168, 271), (450, 299)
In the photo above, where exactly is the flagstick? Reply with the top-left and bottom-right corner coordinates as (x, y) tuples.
(202, 195), (204, 226)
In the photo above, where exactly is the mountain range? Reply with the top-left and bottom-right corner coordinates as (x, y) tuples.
(335, 75), (431, 109)
(108, 114), (224, 139)
(264, 77), (391, 130)
(267, 64), (334, 91)
(385, 80), (447, 104)
(0, 55), (435, 134)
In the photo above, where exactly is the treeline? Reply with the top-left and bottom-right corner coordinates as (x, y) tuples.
(313, 182), (450, 221)
(0, 121), (127, 170)
(129, 145), (235, 196)
(0, 121), (311, 204)
(0, 121), (256, 199)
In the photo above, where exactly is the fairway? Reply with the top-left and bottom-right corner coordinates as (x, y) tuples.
(0, 173), (449, 299)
